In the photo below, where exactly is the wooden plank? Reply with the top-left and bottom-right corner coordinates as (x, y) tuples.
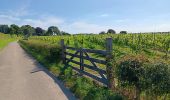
(83, 63), (106, 74)
(106, 38), (115, 89)
(83, 51), (107, 80)
(66, 46), (107, 55)
(66, 58), (80, 65)
(80, 48), (84, 71)
(66, 58), (106, 74)
(68, 64), (108, 85)
(66, 46), (79, 51)
(60, 39), (66, 64)
(66, 51), (79, 64)
(65, 52), (106, 64)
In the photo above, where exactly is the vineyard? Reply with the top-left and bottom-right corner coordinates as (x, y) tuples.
(31, 33), (170, 61)
(19, 33), (170, 100)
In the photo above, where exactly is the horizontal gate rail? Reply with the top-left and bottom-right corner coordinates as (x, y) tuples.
(66, 58), (106, 74)
(65, 52), (106, 64)
(66, 46), (107, 55)
(68, 64), (108, 85)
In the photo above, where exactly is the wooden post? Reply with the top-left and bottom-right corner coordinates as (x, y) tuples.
(80, 48), (84, 75)
(61, 39), (66, 64)
(106, 38), (115, 90)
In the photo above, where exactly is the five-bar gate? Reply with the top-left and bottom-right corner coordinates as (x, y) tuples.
(60, 38), (113, 87)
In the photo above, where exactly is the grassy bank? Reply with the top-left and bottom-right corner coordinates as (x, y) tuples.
(19, 40), (124, 100)
(0, 33), (17, 50)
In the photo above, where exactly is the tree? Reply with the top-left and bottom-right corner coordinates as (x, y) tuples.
(0, 25), (9, 34)
(35, 27), (45, 36)
(120, 31), (127, 34)
(9, 24), (20, 36)
(107, 29), (116, 34)
(20, 25), (35, 39)
(60, 31), (70, 35)
(46, 26), (60, 36)
(99, 31), (106, 34)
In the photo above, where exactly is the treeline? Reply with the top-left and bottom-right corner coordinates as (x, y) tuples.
(0, 24), (70, 36)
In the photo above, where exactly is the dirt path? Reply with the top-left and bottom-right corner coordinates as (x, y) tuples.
(0, 42), (76, 100)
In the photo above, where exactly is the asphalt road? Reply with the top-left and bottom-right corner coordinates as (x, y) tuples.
(0, 42), (76, 100)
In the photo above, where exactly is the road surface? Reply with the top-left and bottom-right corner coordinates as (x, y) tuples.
(0, 42), (76, 100)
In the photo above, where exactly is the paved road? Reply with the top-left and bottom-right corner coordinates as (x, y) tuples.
(0, 42), (76, 100)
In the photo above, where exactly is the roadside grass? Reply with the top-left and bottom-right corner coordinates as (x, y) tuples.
(0, 33), (17, 50)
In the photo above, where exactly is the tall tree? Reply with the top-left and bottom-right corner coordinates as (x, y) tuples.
(20, 25), (35, 38)
(9, 24), (20, 36)
(35, 27), (45, 36)
(107, 29), (116, 34)
(46, 26), (60, 36)
(0, 25), (9, 34)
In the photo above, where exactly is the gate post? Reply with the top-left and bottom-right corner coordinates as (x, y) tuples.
(80, 48), (84, 75)
(106, 38), (115, 90)
(61, 39), (66, 64)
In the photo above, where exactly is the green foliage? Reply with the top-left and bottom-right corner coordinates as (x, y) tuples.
(84, 87), (123, 100)
(9, 24), (20, 36)
(116, 55), (148, 87)
(107, 29), (116, 34)
(120, 31), (127, 34)
(71, 77), (94, 99)
(20, 25), (35, 39)
(49, 65), (61, 76)
(0, 25), (9, 34)
(46, 26), (60, 36)
(64, 67), (73, 79)
(0, 33), (17, 49)
(144, 62), (170, 96)
(99, 31), (106, 34)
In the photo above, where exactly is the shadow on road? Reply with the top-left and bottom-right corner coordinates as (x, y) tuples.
(22, 50), (77, 100)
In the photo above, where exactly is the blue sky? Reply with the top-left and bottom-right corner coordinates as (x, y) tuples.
(0, 0), (170, 33)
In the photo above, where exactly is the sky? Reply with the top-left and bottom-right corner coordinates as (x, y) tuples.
(0, 0), (170, 33)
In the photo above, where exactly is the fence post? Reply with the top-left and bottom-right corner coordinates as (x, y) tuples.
(80, 48), (84, 75)
(106, 38), (115, 90)
(61, 39), (66, 64)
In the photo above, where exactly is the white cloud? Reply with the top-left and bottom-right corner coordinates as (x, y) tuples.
(100, 14), (109, 17)
(21, 16), (65, 29)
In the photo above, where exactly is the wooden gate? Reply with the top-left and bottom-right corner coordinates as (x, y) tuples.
(60, 38), (113, 86)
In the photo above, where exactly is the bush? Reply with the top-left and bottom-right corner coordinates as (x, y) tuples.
(144, 62), (170, 97)
(116, 55), (149, 99)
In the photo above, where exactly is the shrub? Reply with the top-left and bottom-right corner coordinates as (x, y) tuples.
(144, 62), (170, 97)
(116, 55), (149, 100)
